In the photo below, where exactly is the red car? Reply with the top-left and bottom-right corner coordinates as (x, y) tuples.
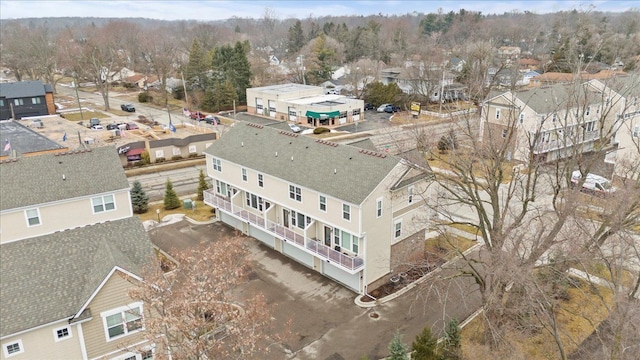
(125, 123), (139, 130)
(189, 111), (207, 120)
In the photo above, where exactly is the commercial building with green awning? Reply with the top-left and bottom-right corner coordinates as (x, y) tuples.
(305, 110), (341, 119)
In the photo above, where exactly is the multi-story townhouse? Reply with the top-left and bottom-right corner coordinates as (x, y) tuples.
(203, 122), (433, 293)
(0, 147), (156, 360)
(606, 74), (640, 180)
(0, 81), (56, 120)
(479, 79), (624, 164)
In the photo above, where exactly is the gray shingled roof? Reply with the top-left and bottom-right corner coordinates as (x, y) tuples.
(0, 217), (156, 337)
(504, 82), (606, 114)
(0, 80), (46, 99)
(204, 122), (401, 205)
(0, 120), (66, 157)
(0, 146), (129, 211)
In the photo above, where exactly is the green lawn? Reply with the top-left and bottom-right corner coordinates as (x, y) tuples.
(61, 111), (109, 121)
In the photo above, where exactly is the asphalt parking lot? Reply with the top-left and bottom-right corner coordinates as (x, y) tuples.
(147, 219), (481, 359)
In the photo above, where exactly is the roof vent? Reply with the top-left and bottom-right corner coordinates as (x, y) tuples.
(241, 141), (244, 147)
(275, 152), (278, 157)
(334, 168), (337, 174)
(62, 174), (66, 181)
(291, 156), (294, 162)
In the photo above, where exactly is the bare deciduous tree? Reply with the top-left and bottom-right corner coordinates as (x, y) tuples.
(129, 236), (288, 359)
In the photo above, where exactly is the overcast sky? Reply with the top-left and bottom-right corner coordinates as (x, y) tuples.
(0, 0), (637, 21)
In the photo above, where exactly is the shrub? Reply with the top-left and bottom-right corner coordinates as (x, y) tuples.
(389, 331), (409, 360)
(130, 180), (149, 214)
(197, 169), (209, 201)
(171, 155), (183, 161)
(313, 127), (330, 134)
(163, 179), (181, 210)
(156, 157), (166, 163)
(140, 151), (150, 165)
(188, 153), (200, 158)
(138, 92), (153, 103)
(411, 326), (438, 360)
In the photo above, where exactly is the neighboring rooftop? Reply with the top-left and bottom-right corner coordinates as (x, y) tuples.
(0, 217), (155, 337)
(251, 83), (321, 95)
(487, 81), (612, 114)
(0, 80), (47, 98)
(205, 122), (401, 205)
(0, 146), (129, 210)
(0, 120), (67, 158)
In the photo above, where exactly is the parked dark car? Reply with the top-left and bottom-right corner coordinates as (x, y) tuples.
(202, 115), (220, 125)
(384, 104), (401, 113)
(87, 118), (101, 128)
(125, 122), (139, 130)
(120, 104), (136, 112)
(190, 111), (207, 120)
(364, 103), (375, 111)
(106, 123), (123, 130)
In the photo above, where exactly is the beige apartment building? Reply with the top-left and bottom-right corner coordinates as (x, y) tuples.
(0, 147), (156, 360)
(203, 122), (434, 293)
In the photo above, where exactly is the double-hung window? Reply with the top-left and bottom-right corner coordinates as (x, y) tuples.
(102, 303), (143, 341)
(25, 208), (41, 226)
(408, 186), (414, 204)
(319, 195), (327, 212)
(342, 204), (351, 221)
(394, 221), (402, 238)
(495, 109), (500, 120)
(92, 195), (115, 213)
(241, 168), (247, 182)
(633, 125), (639, 138)
(376, 198), (383, 218)
(31, 97), (42, 104)
(289, 185), (301, 202)
(258, 173), (264, 187)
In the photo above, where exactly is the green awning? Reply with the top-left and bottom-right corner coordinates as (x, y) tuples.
(305, 110), (341, 119)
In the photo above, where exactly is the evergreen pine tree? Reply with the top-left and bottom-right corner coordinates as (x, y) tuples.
(441, 318), (461, 360)
(163, 179), (181, 210)
(389, 331), (410, 360)
(411, 326), (438, 360)
(130, 180), (149, 214)
(197, 169), (209, 201)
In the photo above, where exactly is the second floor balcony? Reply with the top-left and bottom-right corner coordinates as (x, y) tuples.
(533, 130), (599, 154)
(204, 190), (364, 273)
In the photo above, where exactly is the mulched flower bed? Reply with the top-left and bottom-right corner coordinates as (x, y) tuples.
(360, 251), (447, 303)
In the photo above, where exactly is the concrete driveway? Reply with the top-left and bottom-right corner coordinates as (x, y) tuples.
(148, 219), (480, 359)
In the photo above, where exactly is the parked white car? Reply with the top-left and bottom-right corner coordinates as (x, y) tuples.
(570, 170), (616, 196)
(377, 103), (391, 112)
(288, 123), (301, 133)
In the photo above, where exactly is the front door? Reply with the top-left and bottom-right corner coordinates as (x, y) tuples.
(283, 209), (290, 228)
(324, 226), (332, 246)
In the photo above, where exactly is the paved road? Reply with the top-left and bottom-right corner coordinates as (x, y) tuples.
(56, 84), (183, 127)
(148, 219), (482, 360)
(127, 163), (208, 201)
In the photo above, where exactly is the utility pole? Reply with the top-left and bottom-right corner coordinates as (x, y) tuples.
(181, 72), (189, 110)
(73, 73), (84, 120)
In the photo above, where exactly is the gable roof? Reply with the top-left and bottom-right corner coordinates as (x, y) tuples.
(0, 217), (155, 337)
(0, 146), (129, 211)
(488, 81), (609, 115)
(205, 122), (401, 205)
(0, 81), (47, 99)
